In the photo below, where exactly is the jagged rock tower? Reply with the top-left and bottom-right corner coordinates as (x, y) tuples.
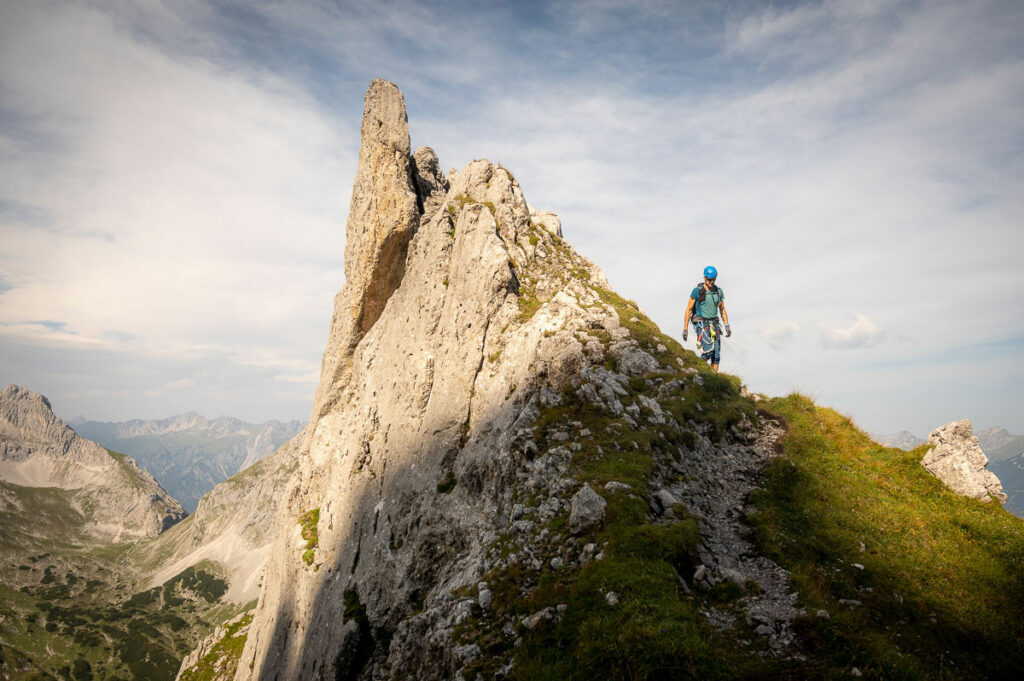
(237, 80), (782, 680)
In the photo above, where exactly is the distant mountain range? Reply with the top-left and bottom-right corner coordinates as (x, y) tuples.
(990, 454), (1024, 517)
(0, 385), (186, 544)
(975, 426), (1024, 462)
(872, 425), (1024, 457)
(72, 412), (303, 513)
(872, 424), (1024, 519)
(872, 430), (927, 450)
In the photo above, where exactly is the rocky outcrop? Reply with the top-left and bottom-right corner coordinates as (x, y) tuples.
(411, 146), (449, 216)
(312, 79), (423, 421)
(569, 483), (606, 534)
(529, 210), (562, 237)
(234, 80), (794, 681)
(922, 420), (1007, 503)
(177, 610), (254, 681)
(0, 384), (186, 541)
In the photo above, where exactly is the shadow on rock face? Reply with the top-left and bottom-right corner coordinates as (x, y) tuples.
(239, 78), (612, 681)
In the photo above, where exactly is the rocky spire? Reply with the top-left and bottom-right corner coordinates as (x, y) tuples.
(312, 79), (423, 419)
(235, 78), (655, 681)
(235, 78), (607, 680)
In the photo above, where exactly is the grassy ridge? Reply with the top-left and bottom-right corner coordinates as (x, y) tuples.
(458, 284), (1024, 680)
(753, 394), (1024, 679)
(458, 291), (774, 680)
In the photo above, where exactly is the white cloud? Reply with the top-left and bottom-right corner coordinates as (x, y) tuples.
(1, 0), (1022, 433)
(0, 1), (348, 398)
(759, 322), (803, 351)
(727, 0), (894, 63)
(820, 315), (884, 350)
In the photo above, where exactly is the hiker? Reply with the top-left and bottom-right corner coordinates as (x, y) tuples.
(682, 265), (731, 372)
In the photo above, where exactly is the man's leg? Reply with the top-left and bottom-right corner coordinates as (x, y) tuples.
(696, 320), (715, 364)
(711, 322), (722, 372)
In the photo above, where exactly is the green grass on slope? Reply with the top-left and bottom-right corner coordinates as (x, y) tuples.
(104, 447), (161, 494)
(456, 295), (797, 680)
(753, 394), (1024, 680)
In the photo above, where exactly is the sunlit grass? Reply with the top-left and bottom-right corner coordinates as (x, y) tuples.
(753, 394), (1024, 679)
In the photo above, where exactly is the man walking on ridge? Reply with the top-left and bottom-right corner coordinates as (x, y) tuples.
(683, 265), (730, 372)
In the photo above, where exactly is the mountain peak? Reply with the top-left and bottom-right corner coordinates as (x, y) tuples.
(237, 79), (767, 680)
(0, 383), (65, 440)
(975, 425), (1024, 457)
(312, 79), (422, 419)
(871, 429), (926, 450)
(1, 384), (186, 540)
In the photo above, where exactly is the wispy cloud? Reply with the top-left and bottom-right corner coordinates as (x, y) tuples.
(820, 315), (884, 350)
(165, 377), (197, 390)
(0, 1), (347, 410)
(759, 322), (803, 351)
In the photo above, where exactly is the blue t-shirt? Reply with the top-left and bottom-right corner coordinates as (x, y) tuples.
(690, 285), (723, 319)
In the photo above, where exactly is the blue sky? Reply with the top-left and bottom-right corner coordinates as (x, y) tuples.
(1, 0), (1022, 438)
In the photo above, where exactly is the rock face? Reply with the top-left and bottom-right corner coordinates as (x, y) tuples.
(234, 80), (791, 680)
(922, 420), (1007, 503)
(0, 384), (186, 541)
(312, 79), (422, 421)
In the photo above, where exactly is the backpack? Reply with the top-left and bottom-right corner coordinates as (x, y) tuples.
(693, 283), (722, 319)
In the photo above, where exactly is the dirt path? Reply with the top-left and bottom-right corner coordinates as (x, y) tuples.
(658, 416), (804, 654)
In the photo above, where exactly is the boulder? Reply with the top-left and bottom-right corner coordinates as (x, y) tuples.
(530, 210), (562, 237)
(570, 483), (607, 534)
(610, 342), (661, 376)
(922, 420), (1007, 503)
(652, 488), (679, 514)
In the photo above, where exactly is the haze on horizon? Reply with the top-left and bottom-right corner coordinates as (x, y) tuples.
(1, 0), (1022, 437)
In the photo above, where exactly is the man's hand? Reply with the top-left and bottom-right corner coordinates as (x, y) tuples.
(682, 329), (688, 342)
(724, 324), (732, 338)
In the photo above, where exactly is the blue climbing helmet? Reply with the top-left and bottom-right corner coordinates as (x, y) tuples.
(703, 265), (718, 280)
